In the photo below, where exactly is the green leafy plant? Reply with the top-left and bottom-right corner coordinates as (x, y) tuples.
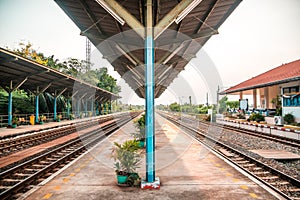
(132, 114), (146, 141)
(111, 140), (141, 176)
(249, 113), (265, 123)
(283, 113), (295, 124)
(12, 116), (19, 125)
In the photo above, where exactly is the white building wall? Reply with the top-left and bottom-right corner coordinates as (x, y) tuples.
(282, 107), (300, 122)
(281, 81), (300, 122)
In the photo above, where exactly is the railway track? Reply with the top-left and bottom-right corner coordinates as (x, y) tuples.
(0, 113), (129, 157)
(0, 111), (141, 200)
(159, 112), (300, 200)
(178, 113), (300, 149)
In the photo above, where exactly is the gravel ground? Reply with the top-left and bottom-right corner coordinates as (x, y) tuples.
(214, 126), (300, 181)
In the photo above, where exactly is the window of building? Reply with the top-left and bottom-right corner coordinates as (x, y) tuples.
(283, 86), (299, 94)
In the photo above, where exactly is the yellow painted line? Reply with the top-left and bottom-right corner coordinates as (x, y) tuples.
(226, 173), (233, 177)
(43, 193), (53, 199)
(63, 178), (70, 183)
(69, 173), (76, 177)
(215, 164), (221, 167)
(240, 185), (248, 190)
(75, 168), (81, 172)
(80, 164), (86, 168)
(89, 157), (94, 161)
(53, 185), (61, 190)
(84, 161), (90, 164)
(219, 167), (225, 170)
(249, 193), (258, 199)
(232, 178), (240, 182)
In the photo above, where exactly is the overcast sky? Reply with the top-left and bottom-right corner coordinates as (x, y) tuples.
(0, 0), (299, 105)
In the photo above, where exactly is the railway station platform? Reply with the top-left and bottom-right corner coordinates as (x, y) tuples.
(22, 114), (279, 200)
(0, 115), (111, 139)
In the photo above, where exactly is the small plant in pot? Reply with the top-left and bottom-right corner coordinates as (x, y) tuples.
(11, 116), (19, 128)
(132, 114), (146, 148)
(111, 140), (141, 186)
(39, 115), (46, 124)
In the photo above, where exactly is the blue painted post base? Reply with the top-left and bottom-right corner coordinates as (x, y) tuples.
(140, 177), (160, 190)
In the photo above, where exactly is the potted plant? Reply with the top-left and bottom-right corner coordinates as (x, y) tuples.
(39, 115), (46, 124)
(69, 113), (75, 120)
(57, 114), (62, 122)
(132, 114), (146, 148)
(111, 140), (141, 186)
(11, 116), (19, 128)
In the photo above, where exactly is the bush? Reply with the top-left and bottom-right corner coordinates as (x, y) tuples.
(283, 113), (295, 124)
(249, 113), (265, 122)
(237, 113), (246, 119)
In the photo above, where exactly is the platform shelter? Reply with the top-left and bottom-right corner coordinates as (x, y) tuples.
(0, 48), (119, 126)
(55, 0), (242, 185)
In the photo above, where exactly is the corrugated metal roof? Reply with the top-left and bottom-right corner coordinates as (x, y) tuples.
(220, 59), (300, 95)
(55, 0), (242, 98)
(0, 48), (119, 101)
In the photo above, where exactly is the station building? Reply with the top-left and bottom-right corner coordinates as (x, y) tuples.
(220, 59), (300, 122)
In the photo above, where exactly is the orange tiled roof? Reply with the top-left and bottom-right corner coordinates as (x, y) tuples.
(221, 59), (300, 94)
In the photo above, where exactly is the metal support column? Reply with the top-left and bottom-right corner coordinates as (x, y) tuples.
(109, 101), (112, 114)
(96, 102), (99, 116)
(35, 95), (39, 123)
(53, 96), (57, 121)
(67, 98), (70, 119)
(84, 99), (88, 117)
(91, 99), (94, 116)
(145, 0), (155, 183)
(77, 99), (80, 117)
(8, 91), (13, 126)
(103, 102), (107, 114)
(99, 103), (102, 115)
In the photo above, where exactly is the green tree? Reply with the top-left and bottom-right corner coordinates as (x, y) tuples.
(169, 102), (181, 112)
(96, 68), (121, 94)
(226, 101), (239, 109)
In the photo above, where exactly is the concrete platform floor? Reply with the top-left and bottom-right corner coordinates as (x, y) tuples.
(0, 115), (113, 138)
(22, 114), (279, 200)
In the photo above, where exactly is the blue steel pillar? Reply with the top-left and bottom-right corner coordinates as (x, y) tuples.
(91, 99), (94, 116)
(99, 103), (102, 115)
(8, 91), (13, 126)
(109, 101), (112, 114)
(35, 95), (39, 123)
(67, 98), (70, 119)
(95, 102), (99, 116)
(77, 99), (80, 117)
(103, 102), (106, 114)
(53, 96), (57, 121)
(84, 99), (88, 117)
(145, 31), (155, 182)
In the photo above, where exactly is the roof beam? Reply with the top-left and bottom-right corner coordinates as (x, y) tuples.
(194, 0), (219, 34)
(154, 0), (201, 39)
(79, 0), (105, 36)
(97, 0), (145, 38)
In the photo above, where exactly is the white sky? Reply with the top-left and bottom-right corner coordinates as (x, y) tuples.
(1, 0), (300, 105)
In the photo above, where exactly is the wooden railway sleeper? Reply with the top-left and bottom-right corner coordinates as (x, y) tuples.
(260, 175), (279, 181)
(270, 181), (290, 186)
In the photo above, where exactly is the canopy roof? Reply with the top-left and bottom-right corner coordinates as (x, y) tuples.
(55, 0), (241, 98)
(0, 48), (119, 101)
(221, 59), (300, 95)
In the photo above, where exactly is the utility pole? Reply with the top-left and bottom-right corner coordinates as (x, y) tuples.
(216, 85), (220, 114)
(206, 93), (209, 107)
